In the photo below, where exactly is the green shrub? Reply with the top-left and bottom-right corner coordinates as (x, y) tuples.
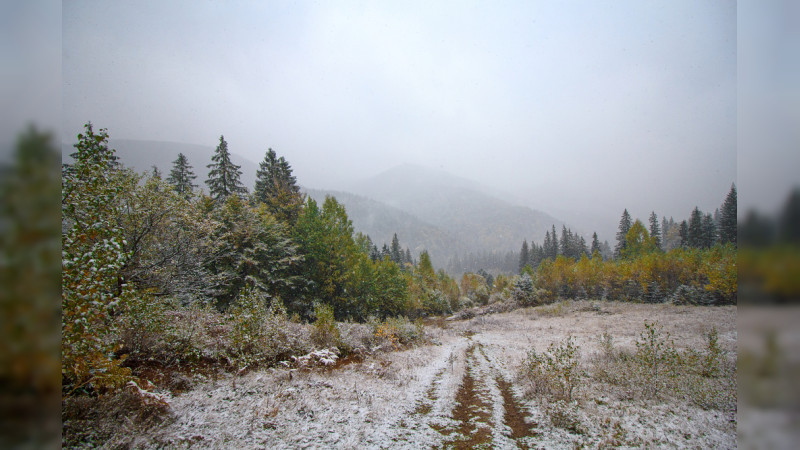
(227, 289), (296, 369)
(311, 302), (340, 349)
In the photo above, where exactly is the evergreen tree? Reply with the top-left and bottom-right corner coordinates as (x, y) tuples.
(688, 207), (704, 248)
(702, 213), (717, 248)
(614, 209), (632, 257)
(778, 188), (800, 244)
(381, 244), (390, 260)
(579, 236), (588, 257)
(166, 152), (197, 198)
(405, 248), (413, 266)
(254, 148), (303, 223)
(718, 184), (737, 246)
(518, 239), (530, 273)
(560, 226), (569, 258)
(590, 232), (601, 256)
(679, 220), (689, 247)
(649, 211), (661, 250)
(390, 233), (403, 264)
(551, 225), (559, 259)
(206, 135), (246, 201)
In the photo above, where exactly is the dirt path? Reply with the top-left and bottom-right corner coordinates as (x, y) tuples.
(405, 339), (538, 449)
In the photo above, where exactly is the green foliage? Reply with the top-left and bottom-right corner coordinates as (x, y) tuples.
(620, 220), (658, 259)
(511, 273), (536, 306)
(227, 288), (296, 369)
(205, 135), (247, 201)
(522, 336), (585, 402)
(254, 148), (304, 224)
(204, 195), (301, 310)
(718, 184), (737, 246)
(311, 302), (341, 348)
(62, 123), (133, 390)
(166, 152), (197, 198)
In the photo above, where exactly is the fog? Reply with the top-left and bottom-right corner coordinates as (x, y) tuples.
(62, 1), (741, 236)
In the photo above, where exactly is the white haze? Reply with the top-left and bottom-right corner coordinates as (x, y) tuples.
(62, 1), (739, 239)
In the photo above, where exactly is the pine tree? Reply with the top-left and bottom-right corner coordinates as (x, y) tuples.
(688, 207), (704, 248)
(648, 211), (661, 250)
(206, 135), (246, 201)
(390, 233), (402, 264)
(518, 239), (530, 273)
(679, 220), (689, 247)
(167, 153), (197, 198)
(702, 213), (717, 248)
(614, 209), (632, 257)
(254, 148), (303, 223)
(590, 232), (601, 256)
(560, 226), (569, 258)
(551, 225), (559, 259)
(718, 184), (737, 246)
(405, 248), (413, 266)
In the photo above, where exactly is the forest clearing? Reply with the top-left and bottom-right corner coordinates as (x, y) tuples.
(62, 301), (736, 449)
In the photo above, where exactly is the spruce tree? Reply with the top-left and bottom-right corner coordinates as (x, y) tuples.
(390, 233), (403, 264)
(551, 225), (559, 259)
(518, 239), (530, 273)
(649, 211), (661, 250)
(167, 152), (197, 198)
(718, 184), (737, 246)
(254, 148), (303, 223)
(590, 232), (601, 256)
(206, 135), (246, 201)
(405, 248), (413, 266)
(679, 220), (689, 247)
(614, 209), (632, 257)
(702, 213), (717, 248)
(688, 207), (704, 248)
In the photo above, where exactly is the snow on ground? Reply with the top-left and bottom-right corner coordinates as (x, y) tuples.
(126, 301), (736, 449)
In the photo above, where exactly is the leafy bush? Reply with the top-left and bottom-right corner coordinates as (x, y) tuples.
(311, 302), (341, 349)
(521, 336), (585, 402)
(227, 289), (301, 369)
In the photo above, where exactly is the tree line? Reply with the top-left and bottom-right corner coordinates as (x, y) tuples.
(61, 123), (466, 389)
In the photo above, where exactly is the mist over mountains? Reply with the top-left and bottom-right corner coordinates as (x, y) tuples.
(64, 139), (577, 273)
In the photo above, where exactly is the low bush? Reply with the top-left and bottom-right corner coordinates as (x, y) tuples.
(591, 321), (735, 410)
(521, 336), (585, 403)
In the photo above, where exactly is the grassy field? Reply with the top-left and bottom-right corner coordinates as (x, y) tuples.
(63, 300), (736, 448)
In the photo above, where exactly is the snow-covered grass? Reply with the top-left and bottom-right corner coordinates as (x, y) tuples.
(66, 300), (737, 448)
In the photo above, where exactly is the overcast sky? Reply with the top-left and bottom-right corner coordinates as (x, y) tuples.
(62, 0), (743, 234)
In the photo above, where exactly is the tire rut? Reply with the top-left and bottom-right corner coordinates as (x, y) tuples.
(431, 341), (537, 449)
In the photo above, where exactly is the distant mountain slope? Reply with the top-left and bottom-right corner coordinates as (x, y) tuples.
(61, 139), (260, 191)
(347, 164), (565, 254)
(304, 188), (460, 268)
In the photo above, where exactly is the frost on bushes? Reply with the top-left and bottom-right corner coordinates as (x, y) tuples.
(521, 336), (585, 403)
(669, 284), (715, 306)
(592, 322), (735, 410)
(227, 288), (300, 370)
(292, 348), (339, 369)
(512, 274), (536, 306)
(367, 316), (426, 351)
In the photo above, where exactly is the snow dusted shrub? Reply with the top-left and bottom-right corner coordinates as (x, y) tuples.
(119, 292), (172, 357)
(633, 321), (681, 398)
(311, 302), (341, 349)
(369, 316), (426, 351)
(521, 336), (585, 403)
(546, 400), (584, 434)
(591, 322), (735, 410)
(227, 288), (296, 369)
(512, 274), (534, 305)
